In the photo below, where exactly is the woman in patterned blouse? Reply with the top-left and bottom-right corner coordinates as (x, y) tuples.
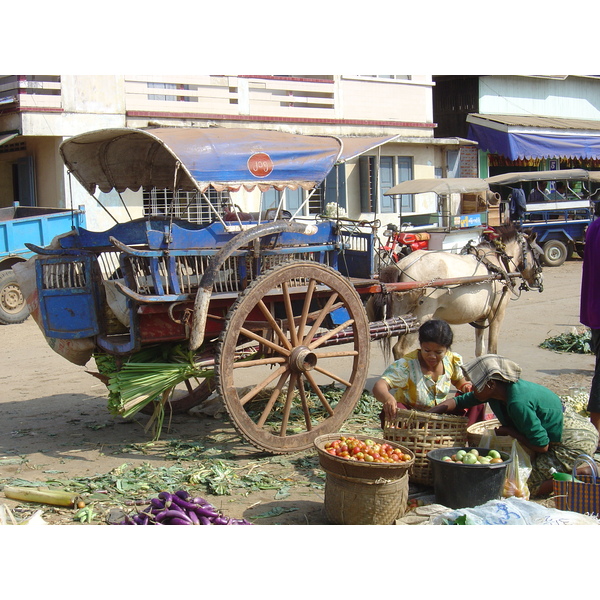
(373, 319), (485, 426)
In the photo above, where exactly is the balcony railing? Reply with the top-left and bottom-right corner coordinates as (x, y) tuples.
(0, 75), (432, 126)
(0, 75), (62, 109)
(124, 75), (337, 119)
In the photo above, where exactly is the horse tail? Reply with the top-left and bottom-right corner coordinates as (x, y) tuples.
(366, 265), (401, 363)
(367, 265), (399, 321)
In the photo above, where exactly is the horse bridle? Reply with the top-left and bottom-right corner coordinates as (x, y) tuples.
(464, 232), (544, 294)
(515, 232), (544, 293)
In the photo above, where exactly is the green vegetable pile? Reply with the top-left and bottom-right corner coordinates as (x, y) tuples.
(539, 327), (592, 354)
(94, 343), (212, 439)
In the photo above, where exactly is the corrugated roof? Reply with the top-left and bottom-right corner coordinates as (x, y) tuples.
(468, 113), (600, 132)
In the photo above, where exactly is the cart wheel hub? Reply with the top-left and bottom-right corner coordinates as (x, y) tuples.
(289, 346), (317, 373)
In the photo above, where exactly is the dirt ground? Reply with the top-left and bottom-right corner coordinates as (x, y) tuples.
(0, 256), (595, 527)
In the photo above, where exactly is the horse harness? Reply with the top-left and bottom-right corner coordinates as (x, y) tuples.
(461, 232), (539, 330)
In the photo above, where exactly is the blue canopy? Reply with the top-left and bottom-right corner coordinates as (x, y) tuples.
(59, 127), (346, 194)
(468, 121), (600, 161)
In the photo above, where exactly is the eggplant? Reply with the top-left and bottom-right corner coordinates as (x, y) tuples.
(169, 494), (219, 519)
(154, 509), (193, 524)
(166, 517), (192, 525)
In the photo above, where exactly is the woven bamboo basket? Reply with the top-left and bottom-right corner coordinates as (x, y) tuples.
(314, 434), (414, 481)
(314, 434), (415, 525)
(324, 471), (409, 525)
(383, 409), (469, 486)
(466, 418), (514, 454)
(467, 419), (536, 459)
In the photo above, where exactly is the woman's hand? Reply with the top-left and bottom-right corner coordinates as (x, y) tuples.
(373, 378), (400, 422)
(429, 397), (457, 414)
(460, 382), (473, 393)
(382, 397), (398, 421)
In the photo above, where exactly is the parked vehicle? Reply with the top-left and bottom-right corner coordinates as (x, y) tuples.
(376, 177), (500, 265)
(0, 202), (85, 324)
(486, 169), (600, 267)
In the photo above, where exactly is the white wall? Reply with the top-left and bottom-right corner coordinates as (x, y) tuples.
(479, 75), (600, 120)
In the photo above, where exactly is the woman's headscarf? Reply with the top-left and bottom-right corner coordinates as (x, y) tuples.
(461, 354), (522, 391)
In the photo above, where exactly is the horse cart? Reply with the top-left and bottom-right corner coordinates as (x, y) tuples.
(15, 127), (542, 455)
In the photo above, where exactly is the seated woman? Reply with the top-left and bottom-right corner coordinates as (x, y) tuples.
(429, 353), (600, 497)
(372, 319), (486, 428)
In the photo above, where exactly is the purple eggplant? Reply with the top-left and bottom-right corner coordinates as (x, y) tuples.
(166, 517), (192, 525)
(154, 509), (193, 524)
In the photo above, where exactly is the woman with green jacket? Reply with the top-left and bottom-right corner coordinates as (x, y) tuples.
(429, 354), (599, 496)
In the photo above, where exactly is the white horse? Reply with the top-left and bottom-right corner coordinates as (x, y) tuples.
(366, 224), (544, 361)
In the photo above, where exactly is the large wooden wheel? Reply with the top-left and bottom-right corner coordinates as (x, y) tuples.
(215, 261), (370, 454)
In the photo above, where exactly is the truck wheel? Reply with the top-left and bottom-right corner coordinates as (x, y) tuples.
(542, 240), (568, 267)
(0, 270), (30, 325)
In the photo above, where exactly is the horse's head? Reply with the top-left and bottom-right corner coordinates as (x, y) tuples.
(497, 225), (544, 292)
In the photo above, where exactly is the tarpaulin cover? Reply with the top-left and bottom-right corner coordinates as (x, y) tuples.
(468, 122), (600, 161)
(59, 127), (345, 194)
(486, 169), (600, 186)
(336, 134), (401, 162)
(384, 177), (490, 196)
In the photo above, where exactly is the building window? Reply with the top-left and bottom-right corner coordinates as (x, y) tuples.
(143, 187), (230, 224)
(360, 156), (413, 214)
(263, 185), (324, 216)
(147, 82), (196, 102)
(356, 75), (412, 81)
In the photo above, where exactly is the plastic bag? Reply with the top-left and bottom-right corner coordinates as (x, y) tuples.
(431, 497), (600, 525)
(502, 439), (532, 500)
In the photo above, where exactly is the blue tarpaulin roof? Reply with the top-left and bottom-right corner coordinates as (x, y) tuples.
(60, 127), (346, 194)
(467, 114), (600, 161)
(60, 128), (404, 195)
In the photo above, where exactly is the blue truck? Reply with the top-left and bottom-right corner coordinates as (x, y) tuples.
(486, 169), (600, 267)
(0, 202), (85, 324)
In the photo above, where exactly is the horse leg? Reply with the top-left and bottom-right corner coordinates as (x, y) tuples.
(391, 331), (418, 361)
(474, 325), (486, 357)
(487, 299), (508, 355)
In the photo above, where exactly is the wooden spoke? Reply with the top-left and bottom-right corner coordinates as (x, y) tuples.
(308, 318), (354, 350)
(281, 281), (299, 347)
(238, 365), (289, 406)
(302, 371), (335, 416)
(301, 292), (339, 345)
(256, 370), (291, 428)
(312, 365), (352, 388)
(279, 373), (298, 436)
(257, 298), (293, 352)
(238, 326), (291, 356)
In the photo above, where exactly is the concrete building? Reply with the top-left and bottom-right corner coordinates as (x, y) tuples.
(433, 75), (600, 180)
(0, 75), (477, 231)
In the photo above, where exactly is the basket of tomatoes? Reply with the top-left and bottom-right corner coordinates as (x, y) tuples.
(314, 434), (414, 481)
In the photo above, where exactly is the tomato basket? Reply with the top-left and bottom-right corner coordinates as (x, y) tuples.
(313, 433), (414, 481)
(314, 433), (415, 525)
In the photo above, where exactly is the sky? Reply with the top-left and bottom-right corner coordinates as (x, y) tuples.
(8, 2), (599, 76)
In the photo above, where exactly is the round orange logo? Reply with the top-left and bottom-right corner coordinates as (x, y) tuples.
(248, 152), (274, 178)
